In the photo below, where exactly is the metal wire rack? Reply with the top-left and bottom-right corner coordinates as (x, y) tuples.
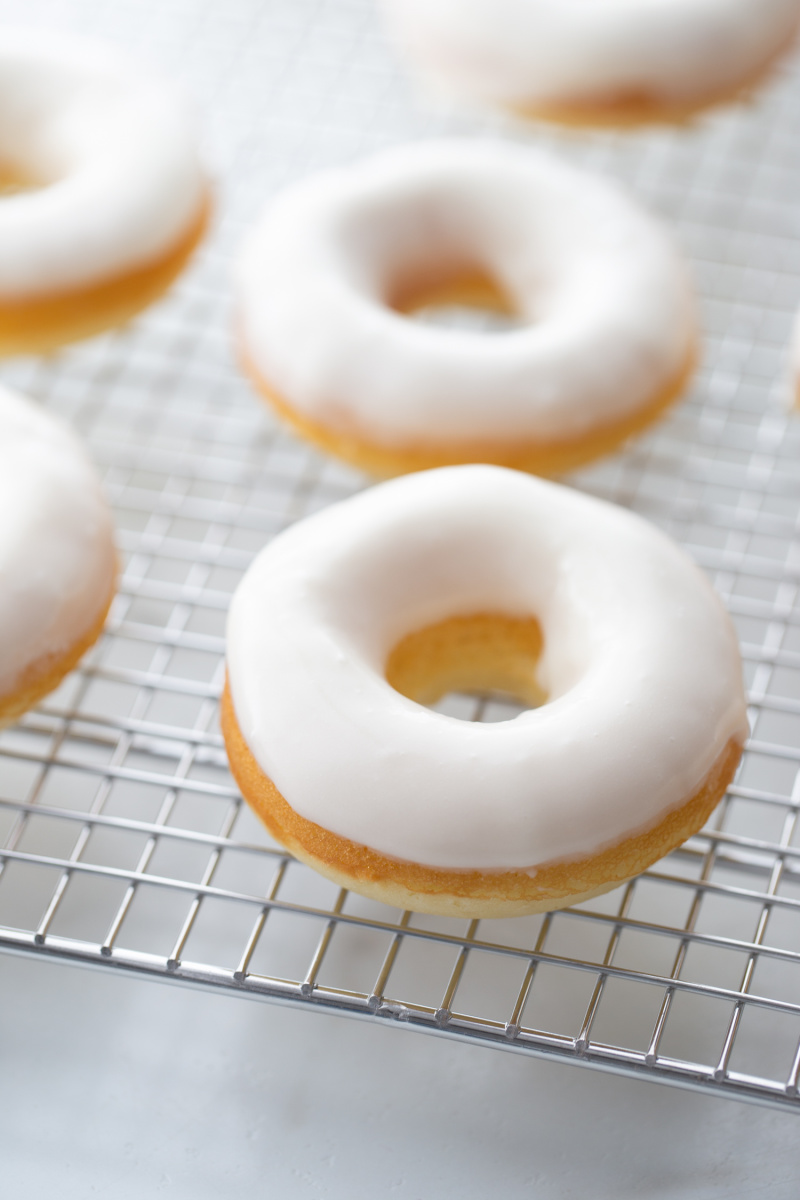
(1, 0), (800, 1114)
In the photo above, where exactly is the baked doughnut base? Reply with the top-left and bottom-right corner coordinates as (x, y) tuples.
(221, 675), (743, 919)
(241, 341), (696, 480)
(0, 577), (116, 727)
(509, 34), (800, 129)
(0, 193), (211, 356)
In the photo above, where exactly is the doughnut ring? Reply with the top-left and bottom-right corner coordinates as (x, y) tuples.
(222, 466), (748, 918)
(0, 32), (209, 354)
(0, 386), (116, 725)
(238, 141), (695, 479)
(383, 0), (800, 126)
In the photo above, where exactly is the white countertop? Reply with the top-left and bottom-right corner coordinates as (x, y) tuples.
(1, 953), (797, 1198)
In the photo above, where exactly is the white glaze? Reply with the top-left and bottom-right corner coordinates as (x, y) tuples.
(0, 386), (115, 700)
(238, 141), (693, 449)
(383, 0), (800, 113)
(0, 31), (206, 298)
(227, 466), (748, 871)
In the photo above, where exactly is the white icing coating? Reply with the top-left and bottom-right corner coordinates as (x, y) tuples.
(227, 466), (748, 871)
(0, 386), (115, 699)
(0, 31), (206, 298)
(238, 141), (693, 448)
(383, 0), (800, 113)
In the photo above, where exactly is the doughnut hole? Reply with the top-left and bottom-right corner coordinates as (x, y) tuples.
(0, 164), (45, 195)
(390, 268), (522, 333)
(0, 107), (66, 195)
(384, 612), (547, 714)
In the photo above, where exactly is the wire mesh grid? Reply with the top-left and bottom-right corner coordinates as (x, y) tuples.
(0, 0), (800, 1112)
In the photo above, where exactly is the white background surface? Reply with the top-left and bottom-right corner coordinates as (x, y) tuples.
(1, 952), (797, 1198)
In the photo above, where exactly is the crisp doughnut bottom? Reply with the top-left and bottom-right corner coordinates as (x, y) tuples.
(507, 33), (799, 129)
(0, 192), (211, 355)
(0, 575), (116, 727)
(240, 335), (697, 480)
(221, 610), (744, 917)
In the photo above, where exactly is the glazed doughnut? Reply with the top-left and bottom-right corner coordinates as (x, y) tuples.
(237, 141), (695, 479)
(222, 466), (748, 918)
(0, 32), (209, 354)
(791, 309), (800, 408)
(0, 386), (116, 725)
(382, 0), (800, 126)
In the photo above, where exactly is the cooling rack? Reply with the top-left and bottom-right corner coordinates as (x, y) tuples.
(1, 0), (800, 1114)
